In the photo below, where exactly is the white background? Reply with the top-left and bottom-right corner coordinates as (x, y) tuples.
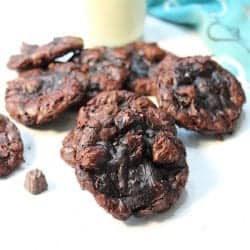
(0, 1), (250, 250)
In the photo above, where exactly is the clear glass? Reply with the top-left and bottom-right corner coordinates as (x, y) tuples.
(83, 0), (146, 47)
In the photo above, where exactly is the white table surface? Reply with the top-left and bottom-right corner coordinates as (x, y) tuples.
(0, 1), (250, 250)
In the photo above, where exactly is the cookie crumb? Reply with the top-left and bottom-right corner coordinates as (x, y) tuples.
(24, 169), (48, 194)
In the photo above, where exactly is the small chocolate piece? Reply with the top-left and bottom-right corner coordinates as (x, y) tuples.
(61, 90), (188, 220)
(0, 114), (24, 177)
(7, 36), (83, 71)
(5, 62), (87, 125)
(72, 47), (130, 101)
(156, 56), (246, 135)
(24, 169), (48, 194)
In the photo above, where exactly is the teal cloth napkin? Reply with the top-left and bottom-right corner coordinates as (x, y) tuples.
(147, 0), (250, 83)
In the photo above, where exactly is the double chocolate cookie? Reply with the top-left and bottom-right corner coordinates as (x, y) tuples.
(7, 36), (83, 71)
(61, 90), (188, 220)
(0, 114), (24, 177)
(72, 47), (130, 100)
(5, 63), (87, 125)
(156, 56), (246, 135)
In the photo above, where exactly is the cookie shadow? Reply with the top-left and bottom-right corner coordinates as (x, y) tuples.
(177, 109), (247, 148)
(177, 129), (220, 148)
(21, 129), (37, 169)
(232, 109), (248, 136)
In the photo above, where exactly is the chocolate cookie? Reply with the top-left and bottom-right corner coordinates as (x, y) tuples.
(7, 36), (83, 71)
(72, 47), (130, 100)
(5, 62), (87, 125)
(0, 114), (24, 177)
(124, 42), (167, 95)
(156, 56), (246, 135)
(61, 90), (188, 220)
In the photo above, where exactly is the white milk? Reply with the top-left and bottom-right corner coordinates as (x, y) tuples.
(83, 0), (146, 47)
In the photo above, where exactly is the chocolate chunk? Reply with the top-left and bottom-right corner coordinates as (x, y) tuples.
(24, 169), (48, 194)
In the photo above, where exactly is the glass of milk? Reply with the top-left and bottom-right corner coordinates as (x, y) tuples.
(83, 0), (146, 47)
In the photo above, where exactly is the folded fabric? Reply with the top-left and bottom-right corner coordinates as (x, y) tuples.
(147, 0), (250, 83)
